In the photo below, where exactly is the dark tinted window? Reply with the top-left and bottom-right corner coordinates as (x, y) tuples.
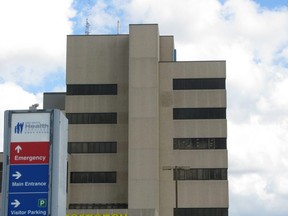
(174, 138), (226, 149)
(68, 142), (117, 153)
(174, 168), (227, 180)
(70, 172), (116, 183)
(0, 162), (2, 192)
(174, 208), (228, 216)
(67, 84), (117, 95)
(66, 113), (117, 124)
(173, 78), (225, 90)
(69, 203), (128, 209)
(173, 108), (226, 119)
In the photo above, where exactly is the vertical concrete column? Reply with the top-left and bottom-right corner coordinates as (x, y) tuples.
(128, 24), (160, 211)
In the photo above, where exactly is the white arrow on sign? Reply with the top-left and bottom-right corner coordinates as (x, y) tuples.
(11, 199), (20, 208)
(12, 171), (22, 180)
(15, 145), (22, 153)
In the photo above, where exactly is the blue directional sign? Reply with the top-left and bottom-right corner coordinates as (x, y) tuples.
(9, 165), (49, 193)
(8, 193), (48, 216)
(2, 110), (68, 216)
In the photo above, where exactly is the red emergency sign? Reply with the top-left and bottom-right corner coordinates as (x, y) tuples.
(10, 142), (50, 165)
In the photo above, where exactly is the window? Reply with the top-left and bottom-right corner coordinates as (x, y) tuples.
(173, 78), (225, 90)
(69, 203), (128, 209)
(66, 113), (117, 124)
(68, 142), (117, 153)
(70, 172), (116, 183)
(173, 168), (227, 180)
(173, 108), (226, 119)
(174, 208), (228, 216)
(0, 162), (2, 192)
(173, 138), (226, 150)
(67, 84), (117, 95)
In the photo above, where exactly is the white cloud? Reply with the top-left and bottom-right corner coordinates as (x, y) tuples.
(89, 0), (120, 33)
(0, 0), (74, 148)
(229, 117), (288, 215)
(221, 0), (288, 63)
(0, 82), (43, 149)
(74, 0), (129, 34)
(0, 0), (75, 86)
(0, 0), (74, 150)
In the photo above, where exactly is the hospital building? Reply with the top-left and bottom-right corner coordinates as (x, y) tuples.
(2, 24), (229, 216)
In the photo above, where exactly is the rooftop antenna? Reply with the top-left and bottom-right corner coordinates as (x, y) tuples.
(85, 18), (90, 35)
(117, 20), (120, 34)
(85, 0), (92, 35)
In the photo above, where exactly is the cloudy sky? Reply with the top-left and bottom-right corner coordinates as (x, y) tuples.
(0, 0), (288, 215)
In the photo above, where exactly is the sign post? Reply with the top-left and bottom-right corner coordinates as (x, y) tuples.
(1, 109), (68, 216)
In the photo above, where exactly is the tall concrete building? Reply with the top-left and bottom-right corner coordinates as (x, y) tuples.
(44, 24), (228, 216)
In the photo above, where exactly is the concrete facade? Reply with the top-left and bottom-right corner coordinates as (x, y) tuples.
(66, 33), (129, 209)
(159, 61), (228, 216)
(42, 24), (228, 216)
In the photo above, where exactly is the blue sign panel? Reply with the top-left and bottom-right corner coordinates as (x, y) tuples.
(8, 193), (48, 216)
(9, 165), (49, 193)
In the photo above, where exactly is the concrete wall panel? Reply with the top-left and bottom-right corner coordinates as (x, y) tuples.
(67, 35), (129, 84)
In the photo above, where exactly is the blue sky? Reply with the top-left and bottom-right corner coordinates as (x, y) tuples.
(256, 0), (288, 8)
(0, 0), (288, 216)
